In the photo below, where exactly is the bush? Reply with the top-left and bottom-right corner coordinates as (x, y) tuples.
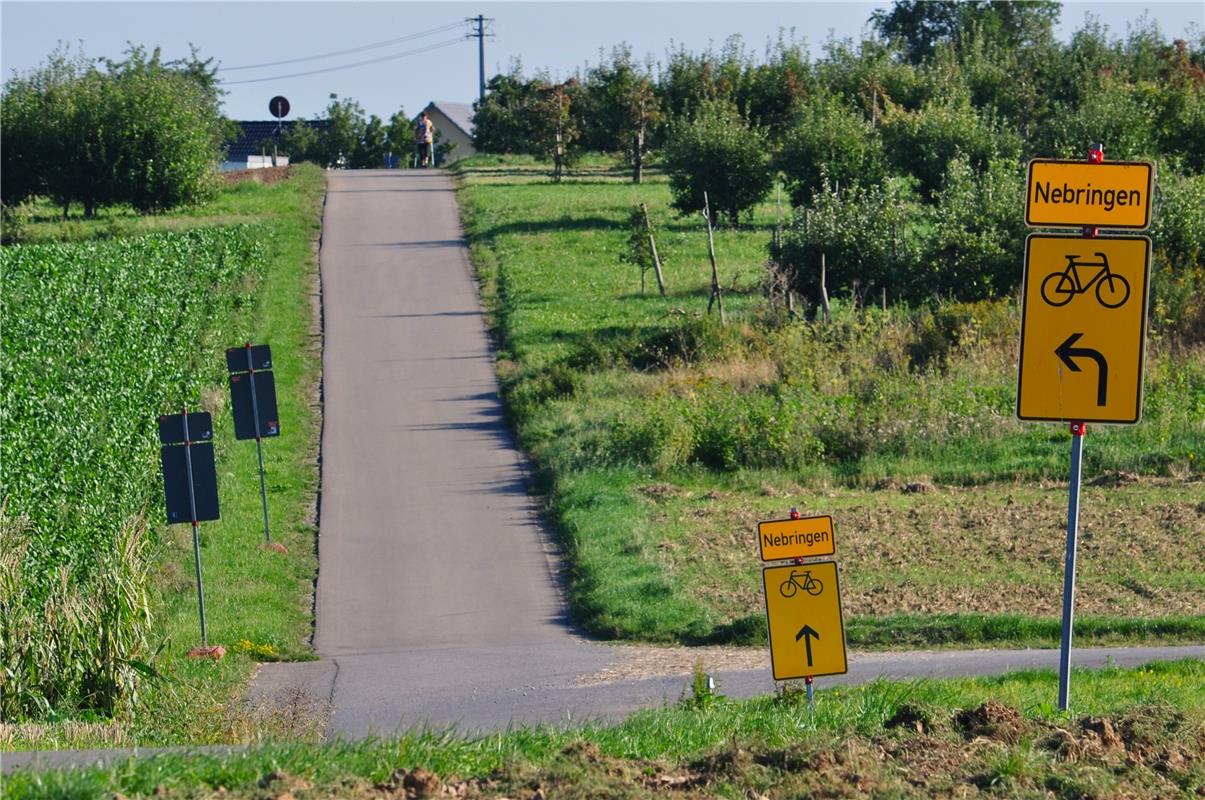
(1, 46), (229, 215)
(1149, 170), (1205, 346)
(879, 98), (1020, 196)
(663, 99), (774, 225)
(776, 95), (887, 206)
(925, 157), (1026, 300)
(778, 178), (928, 305)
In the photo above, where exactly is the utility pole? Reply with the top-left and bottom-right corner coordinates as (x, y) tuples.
(466, 15), (495, 104)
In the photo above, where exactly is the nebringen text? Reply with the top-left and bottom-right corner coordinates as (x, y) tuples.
(763, 529), (830, 549)
(1033, 181), (1142, 212)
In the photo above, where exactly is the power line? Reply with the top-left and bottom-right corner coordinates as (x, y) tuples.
(220, 22), (465, 72)
(218, 37), (465, 85)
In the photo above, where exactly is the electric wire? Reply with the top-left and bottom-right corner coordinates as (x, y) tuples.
(219, 21), (465, 71)
(218, 37), (464, 85)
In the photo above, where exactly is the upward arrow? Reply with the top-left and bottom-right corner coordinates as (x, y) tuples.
(795, 624), (820, 668)
(1055, 333), (1108, 406)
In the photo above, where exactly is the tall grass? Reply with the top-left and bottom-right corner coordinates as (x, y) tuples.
(0, 510), (153, 719)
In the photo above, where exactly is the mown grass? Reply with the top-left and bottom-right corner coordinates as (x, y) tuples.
(1, 166), (326, 749)
(454, 156), (1205, 649)
(8, 658), (1204, 798)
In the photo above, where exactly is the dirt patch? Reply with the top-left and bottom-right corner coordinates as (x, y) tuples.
(222, 166), (292, 186)
(954, 701), (1026, 743)
(576, 644), (766, 686)
(654, 480), (1205, 622)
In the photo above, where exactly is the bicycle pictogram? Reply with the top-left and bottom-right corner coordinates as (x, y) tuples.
(1040, 252), (1130, 309)
(779, 569), (823, 598)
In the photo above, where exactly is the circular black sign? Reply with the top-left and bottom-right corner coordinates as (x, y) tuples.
(269, 96), (290, 119)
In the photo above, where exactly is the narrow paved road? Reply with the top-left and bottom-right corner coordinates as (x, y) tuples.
(253, 169), (615, 736)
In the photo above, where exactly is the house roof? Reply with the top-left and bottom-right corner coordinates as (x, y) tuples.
(224, 120), (328, 162)
(425, 101), (474, 138)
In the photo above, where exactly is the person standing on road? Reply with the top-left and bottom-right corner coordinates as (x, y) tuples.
(415, 111), (435, 168)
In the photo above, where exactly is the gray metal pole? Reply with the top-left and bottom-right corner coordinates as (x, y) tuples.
(805, 676), (815, 713)
(245, 346), (271, 543)
(1057, 421), (1085, 710)
(182, 407), (208, 647)
(477, 14), (486, 104)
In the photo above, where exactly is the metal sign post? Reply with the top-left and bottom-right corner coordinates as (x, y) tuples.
(246, 346), (271, 544)
(181, 408), (208, 647)
(1058, 421), (1086, 709)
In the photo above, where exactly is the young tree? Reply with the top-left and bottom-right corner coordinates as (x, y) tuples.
(529, 79), (580, 181)
(663, 99), (773, 225)
(473, 72), (537, 153)
(625, 77), (661, 183)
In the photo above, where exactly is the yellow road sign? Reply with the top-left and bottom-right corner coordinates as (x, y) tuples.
(763, 561), (847, 680)
(1026, 159), (1154, 230)
(758, 515), (835, 562)
(1017, 234), (1151, 424)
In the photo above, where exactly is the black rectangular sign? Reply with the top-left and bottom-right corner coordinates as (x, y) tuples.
(161, 442), (220, 524)
(230, 370), (280, 440)
(226, 344), (273, 374)
(158, 412), (214, 445)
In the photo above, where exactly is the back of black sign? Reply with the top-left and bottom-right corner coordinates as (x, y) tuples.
(158, 412), (214, 445)
(230, 370), (281, 440)
(161, 442), (220, 524)
(225, 344), (273, 374)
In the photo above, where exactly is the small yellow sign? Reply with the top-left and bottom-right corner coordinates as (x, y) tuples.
(763, 561), (847, 680)
(1026, 160), (1154, 230)
(1017, 234), (1151, 424)
(758, 515), (835, 562)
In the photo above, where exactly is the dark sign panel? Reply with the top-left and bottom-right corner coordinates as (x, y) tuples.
(225, 344), (273, 374)
(161, 442), (220, 524)
(230, 370), (281, 440)
(158, 412), (214, 445)
(269, 96), (290, 119)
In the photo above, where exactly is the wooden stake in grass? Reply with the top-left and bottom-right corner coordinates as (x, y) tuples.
(819, 252), (831, 323)
(641, 203), (666, 297)
(703, 191), (726, 325)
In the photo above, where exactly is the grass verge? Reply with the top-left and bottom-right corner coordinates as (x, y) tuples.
(1, 166), (326, 749)
(7, 658), (1204, 798)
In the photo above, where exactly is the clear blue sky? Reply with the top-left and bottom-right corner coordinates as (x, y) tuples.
(2, 2), (1202, 123)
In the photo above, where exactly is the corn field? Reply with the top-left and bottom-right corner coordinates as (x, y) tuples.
(0, 228), (264, 718)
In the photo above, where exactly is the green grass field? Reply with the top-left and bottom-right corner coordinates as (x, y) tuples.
(9, 659), (1204, 798)
(1, 166), (326, 749)
(455, 156), (1205, 649)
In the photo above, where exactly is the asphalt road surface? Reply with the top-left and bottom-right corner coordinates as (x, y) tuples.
(252, 168), (617, 736)
(3, 169), (1201, 773)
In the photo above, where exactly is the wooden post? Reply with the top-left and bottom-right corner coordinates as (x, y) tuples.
(640, 203), (666, 296)
(882, 286), (887, 311)
(820, 252), (831, 323)
(703, 191), (726, 325)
